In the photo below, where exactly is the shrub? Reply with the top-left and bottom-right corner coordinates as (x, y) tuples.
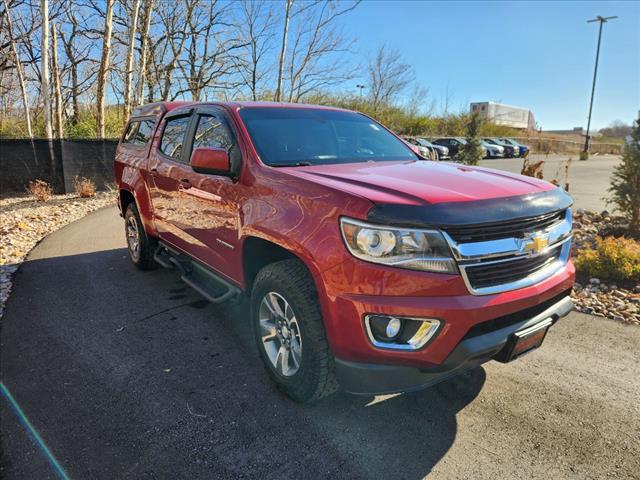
(26, 179), (53, 202)
(74, 177), (97, 198)
(575, 236), (640, 284)
(608, 113), (640, 232)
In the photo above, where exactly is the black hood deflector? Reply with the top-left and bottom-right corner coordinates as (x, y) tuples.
(366, 188), (573, 228)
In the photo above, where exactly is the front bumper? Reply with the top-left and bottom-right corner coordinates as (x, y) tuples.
(335, 293), (573, 395)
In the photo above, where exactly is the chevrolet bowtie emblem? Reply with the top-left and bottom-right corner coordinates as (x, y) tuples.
(524, 235), (549, 254)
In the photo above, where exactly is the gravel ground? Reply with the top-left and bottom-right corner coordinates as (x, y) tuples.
(570, 209), (640, 325)
(0, 192), (116, 318)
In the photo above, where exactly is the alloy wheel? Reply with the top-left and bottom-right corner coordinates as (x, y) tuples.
(258, 292), (302, 377)
(126, 214), (141, 261)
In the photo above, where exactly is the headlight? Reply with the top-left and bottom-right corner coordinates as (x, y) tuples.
(340, 218), (458, 274)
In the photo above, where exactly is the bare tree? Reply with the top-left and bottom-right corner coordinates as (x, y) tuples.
(41, 0), (52, 138)
(175, 0), (246, 101)
(135, 0), (154, 105)
(440, 81), (453, 117)
(3, 0), (32, 137)
(237, 0), (275, 100)
(368, 44), (414, 111)
(96, 0), (115, 139)
(273, 0), (292, 102)
(59, 2), (98, 125)
(152, 0), (190, 101)
(51, 21), (63, 138)
(285, 0), (359, 102)
(123, 0), (141, 121)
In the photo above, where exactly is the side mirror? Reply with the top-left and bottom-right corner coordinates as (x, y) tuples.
(191, 147), (230, 175)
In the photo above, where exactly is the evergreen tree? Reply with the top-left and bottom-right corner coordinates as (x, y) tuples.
(457, 112), (484, 166)
(609, 114), (640, 233)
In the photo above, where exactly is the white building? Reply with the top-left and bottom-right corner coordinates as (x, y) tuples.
(470, 102), (536, 130)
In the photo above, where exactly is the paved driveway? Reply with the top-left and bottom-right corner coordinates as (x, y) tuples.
(480, 154), (621, 212)
(1, 207), (638, 479)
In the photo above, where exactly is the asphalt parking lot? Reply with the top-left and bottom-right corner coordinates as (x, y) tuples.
(480, 153), (621, 212)
(1, 206), (639, 479)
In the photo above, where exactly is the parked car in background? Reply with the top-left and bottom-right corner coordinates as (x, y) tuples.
(419, 138), (450, 160)
(432, 137), (466, 158)
(500, 138), (530, 157)
(433, 137), (488, 160)
(483, 138), (517, 158)
(402, 137), (432, 159)
(481, 140), (504, 158)
(404, 137), (449, 160)
(115, 101), (574, 403)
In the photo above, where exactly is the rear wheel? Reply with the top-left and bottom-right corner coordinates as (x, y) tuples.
(251, 259), (338, 403)
(124, 203), (157, 270)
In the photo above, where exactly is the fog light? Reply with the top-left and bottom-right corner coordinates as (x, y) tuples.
(364, 314), (441, 350)
(368, 315), (403, 342)
(386, 317), (402, 338)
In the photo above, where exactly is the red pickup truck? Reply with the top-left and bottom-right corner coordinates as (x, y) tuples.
(115, 101), (574, 403)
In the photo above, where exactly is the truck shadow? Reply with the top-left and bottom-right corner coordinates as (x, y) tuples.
(212, 296), (486, 479)
(2, 248), (486, 480)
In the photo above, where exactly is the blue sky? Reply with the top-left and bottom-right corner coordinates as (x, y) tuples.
(342, 0), (639, 130)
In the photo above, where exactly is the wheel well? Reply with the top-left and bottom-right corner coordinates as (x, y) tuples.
(242, 237), (299, 291)
(119, 189), (135, 213)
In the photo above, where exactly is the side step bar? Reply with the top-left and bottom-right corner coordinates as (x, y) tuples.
(154, 243), (241, 304)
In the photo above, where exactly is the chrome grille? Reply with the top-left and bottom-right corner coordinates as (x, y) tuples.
(446, 210), (566, 243)
(464, 244), (563, 289)
(444, 209), (572, 295)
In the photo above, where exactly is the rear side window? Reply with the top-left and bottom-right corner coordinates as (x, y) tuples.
(122, 119), (155, 146)
(160, 116), (191, 160)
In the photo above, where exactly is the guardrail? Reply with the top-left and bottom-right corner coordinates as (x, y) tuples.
(511, 137), (622, 155)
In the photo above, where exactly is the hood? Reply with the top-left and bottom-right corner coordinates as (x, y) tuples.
(279, 160), (555, 206)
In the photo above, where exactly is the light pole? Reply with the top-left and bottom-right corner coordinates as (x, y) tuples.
(582, 15), (617, 160)
(356, 84), (365, 97)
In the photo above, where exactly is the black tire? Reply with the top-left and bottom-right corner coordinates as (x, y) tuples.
(124, 202), (158, 270)
(251, 259), (338, 403)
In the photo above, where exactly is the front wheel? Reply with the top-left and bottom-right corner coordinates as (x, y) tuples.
(124, 203), (158, 270)
(251, 259), (338, 403)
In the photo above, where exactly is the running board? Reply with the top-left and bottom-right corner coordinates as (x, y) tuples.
(154, 244), (241, 304)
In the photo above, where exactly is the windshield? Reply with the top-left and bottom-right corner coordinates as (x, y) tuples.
(239, 107), (416, 166)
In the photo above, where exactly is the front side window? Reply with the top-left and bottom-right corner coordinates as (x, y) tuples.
(192, 115), (234, 151)
(160, 116), (191, 160)
(239, 107), (416, 167)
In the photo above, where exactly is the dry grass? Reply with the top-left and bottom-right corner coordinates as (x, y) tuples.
(26, 179), (53, 202)
(520, 157), (545, 179)
(520, 155), (573, 192)
(74, 177), (96, 198)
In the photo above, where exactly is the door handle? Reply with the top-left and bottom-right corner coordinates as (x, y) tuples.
(178, 179), (192, 190)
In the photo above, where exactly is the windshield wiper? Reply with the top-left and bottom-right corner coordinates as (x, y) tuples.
(270, 161), (313, 167)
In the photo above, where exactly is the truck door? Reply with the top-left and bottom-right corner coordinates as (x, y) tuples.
(147, 108), (197, 254)
(177, 106), (242, 283)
